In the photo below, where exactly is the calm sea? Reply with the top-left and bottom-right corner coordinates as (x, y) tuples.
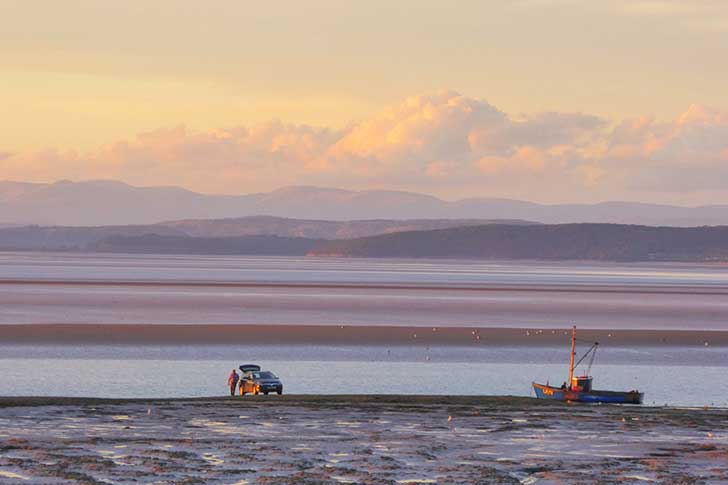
(1, 252), (728, 328)
(1, 252), (728, 406)
(0, 344), (726, 407)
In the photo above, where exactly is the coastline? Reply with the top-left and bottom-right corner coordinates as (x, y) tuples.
(2, 323), (728, 346)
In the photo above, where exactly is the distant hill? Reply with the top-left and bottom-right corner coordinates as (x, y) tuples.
(0, 225), (184, 251)
(0, 217), (526, 251)
(3, 213), (728, 262)
(93, 234), (321, 256)
(2, 179), (728, 226)
(310, 224), (728, 262)
(81, 223), (728, 262)
(158, 216), (534, 239)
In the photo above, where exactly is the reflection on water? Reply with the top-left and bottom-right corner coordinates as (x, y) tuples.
(1, 254), (728, 407)
(2, 254), (728, 329)
(1, 344), (727, 407)
(2, 252), (728, 286)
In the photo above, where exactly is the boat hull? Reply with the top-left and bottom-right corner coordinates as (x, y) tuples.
(532, 383), (643, 404)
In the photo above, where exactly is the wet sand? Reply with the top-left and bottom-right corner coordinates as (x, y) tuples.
(3, 323), (728, 347)
(0, 396), (726, 483)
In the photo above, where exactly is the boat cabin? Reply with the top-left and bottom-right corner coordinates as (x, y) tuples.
(571, 376), (592, 392)
(533, 326), (644, 404)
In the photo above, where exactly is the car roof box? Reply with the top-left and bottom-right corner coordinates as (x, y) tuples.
(239, 364), (261, 373)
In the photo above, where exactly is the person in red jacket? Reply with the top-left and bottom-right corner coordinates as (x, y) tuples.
(227, 369), (240, 396)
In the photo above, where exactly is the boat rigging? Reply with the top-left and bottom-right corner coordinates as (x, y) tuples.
(532, 326), (643, 404)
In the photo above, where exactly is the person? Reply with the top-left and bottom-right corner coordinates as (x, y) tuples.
(560, 382), (567, 390)
(227, 369), (239, 396)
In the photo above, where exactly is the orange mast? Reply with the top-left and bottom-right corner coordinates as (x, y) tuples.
(568, 325), (576, 388)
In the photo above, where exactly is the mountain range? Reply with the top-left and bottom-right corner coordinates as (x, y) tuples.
(3, 217), (728, 262)
(2, 179), (728, 226)
(0, 217), (527, 250)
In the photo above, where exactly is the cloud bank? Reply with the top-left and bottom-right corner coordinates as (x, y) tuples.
(3, 91), (728, 202)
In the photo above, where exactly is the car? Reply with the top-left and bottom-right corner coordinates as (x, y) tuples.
(238, 364), (283, 395)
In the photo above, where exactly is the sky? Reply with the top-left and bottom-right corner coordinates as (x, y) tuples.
(1, 0), (728, 204)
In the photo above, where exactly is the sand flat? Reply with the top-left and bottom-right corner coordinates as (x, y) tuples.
(0, 396), (726, 483)
(3, 323), (728, 346)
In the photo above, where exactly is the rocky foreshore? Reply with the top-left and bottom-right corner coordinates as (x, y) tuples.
(0, 396), (726, 483)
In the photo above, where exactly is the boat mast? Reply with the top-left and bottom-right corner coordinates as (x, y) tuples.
(568, 325), (576, 386)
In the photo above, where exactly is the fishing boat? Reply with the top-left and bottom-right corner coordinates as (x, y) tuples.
(532, 326), (643, 404)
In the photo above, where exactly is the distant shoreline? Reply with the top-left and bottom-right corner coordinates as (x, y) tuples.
(5, 221), (728, 262)
(2, 323), (726, 346)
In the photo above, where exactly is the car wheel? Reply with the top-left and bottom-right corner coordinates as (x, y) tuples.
(277, 388), (283, 395)
(263, 391), (269, 395)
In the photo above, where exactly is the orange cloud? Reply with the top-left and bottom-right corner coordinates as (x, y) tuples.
(2, 92), (728, 201)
